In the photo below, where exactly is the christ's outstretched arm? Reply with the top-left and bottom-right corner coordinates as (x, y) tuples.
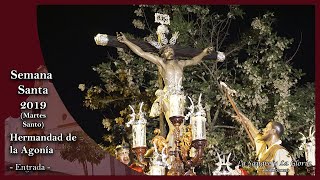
(180, 47), (213, 67)
(117, 32), (165, 67)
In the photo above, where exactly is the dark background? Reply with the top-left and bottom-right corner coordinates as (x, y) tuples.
(37, 5), (315, 144)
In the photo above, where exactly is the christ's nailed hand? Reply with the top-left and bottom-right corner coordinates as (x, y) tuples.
(116, 32), (127, 43)
(204, 46), (214, 55)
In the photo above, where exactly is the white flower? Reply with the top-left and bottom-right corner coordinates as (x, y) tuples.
(78, 84), (85, 91)
(134, 8), (143, 17)
(132, 19), (145, 30)
(251, 18), (262, 30)
(102, 118), (112, 131)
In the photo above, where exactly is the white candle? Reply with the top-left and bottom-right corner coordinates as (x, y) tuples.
(305, 142), (315, 166)
(191, 116), (206, 140)
(169, 94), (185, 117)
(149, 165), (166, 175)
(132, 123), (146, 148)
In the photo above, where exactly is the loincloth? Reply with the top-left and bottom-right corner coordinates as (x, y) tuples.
(150, 88), (169, 118)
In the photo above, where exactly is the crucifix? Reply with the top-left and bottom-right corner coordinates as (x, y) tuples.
(94, 13), (226, 149)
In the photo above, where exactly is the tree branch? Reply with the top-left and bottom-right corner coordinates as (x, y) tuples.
(224, 43), (245, 57)
(212, 125), (236, 129)
(218, 18), (232, 49)
(142, 8), (153, 34)
(196, 74), (207, 82)
(211, 105), (221, 126)
(287, 32), (302, 63)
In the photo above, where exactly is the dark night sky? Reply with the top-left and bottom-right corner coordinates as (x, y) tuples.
(37, 5), (315, 143)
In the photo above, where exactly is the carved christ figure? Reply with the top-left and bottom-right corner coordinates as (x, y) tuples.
(117, 32), (215, 89)
(117, 32), (223, 147)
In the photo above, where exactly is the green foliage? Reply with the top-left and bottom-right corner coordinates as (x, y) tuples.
(80, 36), (160, 152)
(80, 5), (314, 175)
(287, 83), (315, 155)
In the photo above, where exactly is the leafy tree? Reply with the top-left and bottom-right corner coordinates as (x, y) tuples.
(286, 83), (315, 175)
(80, 5), (314, 175)
(60, 131), (106, 175)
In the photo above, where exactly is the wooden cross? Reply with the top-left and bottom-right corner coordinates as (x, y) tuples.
(94, 33), (220, 60)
